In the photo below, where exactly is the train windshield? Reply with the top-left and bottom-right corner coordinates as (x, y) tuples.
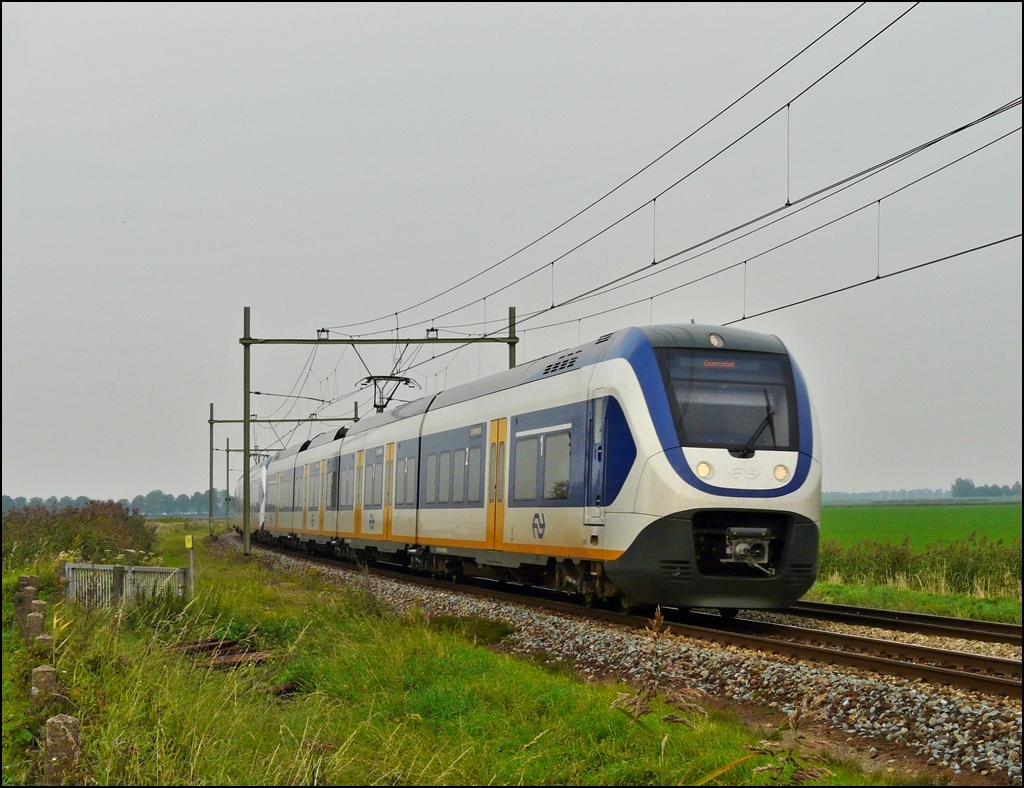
(656, 349), (797, 452)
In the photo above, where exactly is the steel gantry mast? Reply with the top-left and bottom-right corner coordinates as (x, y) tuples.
(238, 306), (518, 555)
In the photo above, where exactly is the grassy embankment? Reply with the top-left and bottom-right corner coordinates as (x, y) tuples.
(3, 510), (902, 786)
(810, 502), (1022, 622)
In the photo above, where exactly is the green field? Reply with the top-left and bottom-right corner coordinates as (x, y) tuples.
(811, 502), (1022, 621)
(820, 502), (1022, 547)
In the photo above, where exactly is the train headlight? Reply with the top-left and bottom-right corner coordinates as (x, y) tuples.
(773, 464), (789, 481)
(696, 461), (713, 479)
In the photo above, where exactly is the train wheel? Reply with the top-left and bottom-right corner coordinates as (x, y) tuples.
(617, 595), (634, 614)
(583, 592), (599, 608)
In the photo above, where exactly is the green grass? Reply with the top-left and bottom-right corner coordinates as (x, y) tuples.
(153, 520), (212, 568)
(2, 522), (909, 786)
(805, 581), (1022, 623)
(820, 502), (1021, 548)
(813, 502), (1021, 622)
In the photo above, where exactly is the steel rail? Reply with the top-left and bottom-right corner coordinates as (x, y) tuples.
(687, 612), (1022, 679)
(786, 601), (1022, 646)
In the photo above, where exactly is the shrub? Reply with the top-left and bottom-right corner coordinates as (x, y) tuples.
(818, 531), (1022, 599)
(2, 501), (156, 571)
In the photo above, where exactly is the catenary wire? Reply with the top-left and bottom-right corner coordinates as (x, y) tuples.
(396, 103), (1021, 338)
(325, 2), (869, 332)
(534, 119), (1023, 319)
(329, 3), (918, 337)
(725, 234), (1021, 324)
(393, 125), (1020, 375)
(398, 232), (1020, 380)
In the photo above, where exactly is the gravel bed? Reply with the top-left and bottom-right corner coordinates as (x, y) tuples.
(236, 540), (1023, 784)
(741, 610), (1023, 662)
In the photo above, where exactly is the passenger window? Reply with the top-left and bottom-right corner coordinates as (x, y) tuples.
(373, 462), (383, 507)
(544, 432), (571, 500)
(426, 454), (437, 504)
(467, 446), (482, 503)
(395, 459), (405, 506)
(497, 441), (505, 502)
(452, 449), (466, 503)
(438, 451), (451, 504)
(406, 457), (417, 505)
(514, 437), (539, 501)
(488, 444), (496, 503)
(364, 463), (374, 508)
(310, 470), (320, 509)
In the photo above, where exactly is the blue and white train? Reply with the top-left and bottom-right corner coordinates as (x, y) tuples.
(236, 324), (821, 612)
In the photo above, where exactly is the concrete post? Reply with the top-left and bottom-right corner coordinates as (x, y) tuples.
(43, 714), (80, 786)
(112, 566), (125, 602)
(27, 599), (47, 643)
(31, 665), (58, 706)
(17, 575), (40, 591)
(15, 586), (37, 628)
(34, 633), (55, 658)
(25, 611), (44, 641)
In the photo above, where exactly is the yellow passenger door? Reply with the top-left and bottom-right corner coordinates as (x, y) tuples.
(383, 443), (395, 541)
(354, 451), (364, 537)
(486, 419), (507, 550)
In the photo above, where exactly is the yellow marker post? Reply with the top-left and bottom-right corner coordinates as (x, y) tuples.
(185, 535), (195, 598)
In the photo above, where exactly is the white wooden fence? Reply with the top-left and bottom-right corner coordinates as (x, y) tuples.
(63, 563), (189, 607)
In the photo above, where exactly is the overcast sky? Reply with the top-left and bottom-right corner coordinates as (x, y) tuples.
(3, 2), (1021, 500)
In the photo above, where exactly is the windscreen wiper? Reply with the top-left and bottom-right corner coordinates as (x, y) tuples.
(737, 388), (776, 458)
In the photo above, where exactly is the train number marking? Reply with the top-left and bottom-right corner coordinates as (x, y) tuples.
(531, 513), (546, 539)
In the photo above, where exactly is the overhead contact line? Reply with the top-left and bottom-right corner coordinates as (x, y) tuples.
(326, 3), (876, 333)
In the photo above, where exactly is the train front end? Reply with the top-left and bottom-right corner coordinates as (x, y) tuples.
(602, 325), (821, 610)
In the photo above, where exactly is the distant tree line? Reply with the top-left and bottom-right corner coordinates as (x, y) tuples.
(825, 480), (1021, 503)
(950, 478), (1022, 499)
(2, 489), (233, 517)
(823, 488), (952, 502)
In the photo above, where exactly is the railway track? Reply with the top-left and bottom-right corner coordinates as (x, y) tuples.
(785, 600), (1022, 646)
(254, 540), (1021, 700)
(679, 609), (1022, 698)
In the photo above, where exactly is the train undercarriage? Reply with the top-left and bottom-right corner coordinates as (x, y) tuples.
(248, 507), (819, 613)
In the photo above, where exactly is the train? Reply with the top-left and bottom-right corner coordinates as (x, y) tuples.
(235, 323), (821, 613)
